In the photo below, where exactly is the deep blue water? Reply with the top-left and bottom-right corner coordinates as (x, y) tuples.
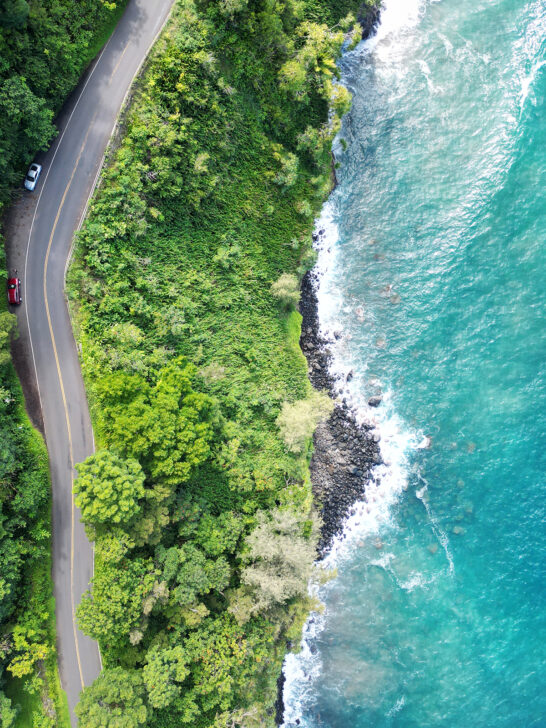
(283, 0), (546, 725)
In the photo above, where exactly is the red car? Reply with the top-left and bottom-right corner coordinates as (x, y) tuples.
(7, 278), (21, 305)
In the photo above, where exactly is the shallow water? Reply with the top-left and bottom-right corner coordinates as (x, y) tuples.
(283, 0), (546, 725)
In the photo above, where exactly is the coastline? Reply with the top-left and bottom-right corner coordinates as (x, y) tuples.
(276, 7), (382, 724)
(299, 261), (382, 556)
(304, 1), (383, 553)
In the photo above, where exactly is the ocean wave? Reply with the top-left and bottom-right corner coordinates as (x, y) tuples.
(519, 58), (546, 111)
(415, 483), (455, 575)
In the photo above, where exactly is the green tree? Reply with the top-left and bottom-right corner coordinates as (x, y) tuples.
(77, 554), (157, 649)
(74, 450), (145, 527)
(157, 543), (230, 608)
(94, 360), (215, 487)
(8, 621), (50, 678)
(194, 512), (244, 557)
(179, 615), (271, 719)
(0, 312), (16, 367)
(0, 76), (55, 157)
(272, 144), (300, 188)
(0, 691), (17, 727)
(0, 0), (29, 29)
(143, 645), (189, 709)
(218, 0), (248, 17)
(75, 667), (148, 728)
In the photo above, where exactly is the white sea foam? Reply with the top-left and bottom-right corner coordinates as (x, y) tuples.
(415, 483), (455, 574)
(386, 695), (407, 718)
(519, 58), (546, 111)
(362, 0), (426, 56)
(437, 32), (454, 56)
(281, 3), (431, 725)
(282, 123), (417, 728)
(418, 59), (443, 94)
(282, 200), (422, 728)
(399, 572), (429, 591)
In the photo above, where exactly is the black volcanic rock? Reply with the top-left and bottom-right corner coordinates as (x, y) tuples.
(299, 262), (381, 556)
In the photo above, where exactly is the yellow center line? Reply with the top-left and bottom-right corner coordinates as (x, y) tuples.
(43, 112), (98, 690)
(109, 40), (131, 84)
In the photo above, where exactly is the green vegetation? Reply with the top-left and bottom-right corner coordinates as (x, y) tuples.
(0, 0), (129, 213)
(0, 254), (67, 727)
(68, 0), (378, 725)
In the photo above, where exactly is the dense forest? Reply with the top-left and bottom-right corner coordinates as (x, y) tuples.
(0, 0), (127, 213)
(0, 1), (126, 726)
(0, 265), (64, 727)
(67, 0), (377, 726)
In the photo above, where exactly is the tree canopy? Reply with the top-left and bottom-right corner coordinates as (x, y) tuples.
(76, 667), (149, 728)
(75, 450), (145, 527)
(0, 0), (123, 211)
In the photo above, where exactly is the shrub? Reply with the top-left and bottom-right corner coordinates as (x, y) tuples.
(270, 273), (301, 309)
(276, 390), (334, 453)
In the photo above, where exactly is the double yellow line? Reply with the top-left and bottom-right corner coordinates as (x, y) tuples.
(42, 39), (132, 689)
(33, 20), (164, 697)
(42, 114), (97, 689)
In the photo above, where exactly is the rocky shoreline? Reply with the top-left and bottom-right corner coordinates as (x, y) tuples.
(275, 6), (382, 725)
(274, 239), (383, 726)
(299, 252), (381, 556)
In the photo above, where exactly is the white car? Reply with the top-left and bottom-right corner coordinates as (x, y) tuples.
(24, 163), (42, 191)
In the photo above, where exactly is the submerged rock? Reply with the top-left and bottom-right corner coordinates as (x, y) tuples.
(368, 395), (383, 408)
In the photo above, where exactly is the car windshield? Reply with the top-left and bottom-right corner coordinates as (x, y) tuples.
(8, 284), (15, 289)
(26, 174), (34, 180)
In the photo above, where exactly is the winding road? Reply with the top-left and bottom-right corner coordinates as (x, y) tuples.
(5, 0), (175, 722)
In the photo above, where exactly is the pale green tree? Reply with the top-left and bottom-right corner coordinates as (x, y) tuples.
(236, 509), (318, 616)
(270, 273), (300, 309)
(276, 390), (333, 453)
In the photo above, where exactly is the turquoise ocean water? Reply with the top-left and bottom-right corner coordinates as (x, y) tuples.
(282, 0), (546, 726)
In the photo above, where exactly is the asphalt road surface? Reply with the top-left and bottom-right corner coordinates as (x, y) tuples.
(5, 0), (175, 722)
